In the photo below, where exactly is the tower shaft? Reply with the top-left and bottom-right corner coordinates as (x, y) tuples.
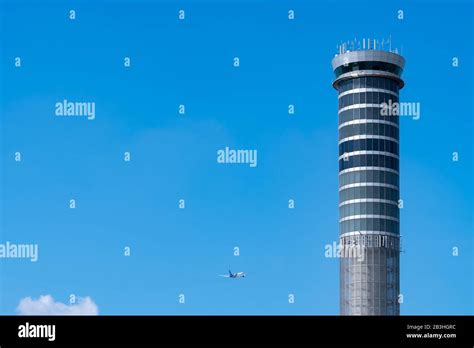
(332, 49), (405, 315)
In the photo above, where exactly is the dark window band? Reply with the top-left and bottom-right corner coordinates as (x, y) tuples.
(340, 218), (400, 234)
(339, 139), (398, 156)
(339, 170), (399, 187)
(339, 123), (399, 140)
(339, 185), (399, 202)
(339, 107), (399, 124)
(339, 92), (398, 109)
(340, 202), (400, 219)
(335, 62), (403, 79)
(338, 76), (399, 93)
(339, 154), (399, 171)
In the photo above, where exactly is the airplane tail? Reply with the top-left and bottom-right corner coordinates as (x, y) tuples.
(229, 270), (232, 276)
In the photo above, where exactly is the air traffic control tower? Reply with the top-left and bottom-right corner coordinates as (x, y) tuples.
(332, 40), (405, 315)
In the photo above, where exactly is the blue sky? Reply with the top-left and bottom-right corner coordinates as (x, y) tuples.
(0, 0), (472, 315)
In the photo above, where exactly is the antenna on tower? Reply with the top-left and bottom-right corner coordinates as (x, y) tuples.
(335, 36), (400, 55)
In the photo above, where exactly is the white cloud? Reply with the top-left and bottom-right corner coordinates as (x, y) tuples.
(17, 295), (99, 315)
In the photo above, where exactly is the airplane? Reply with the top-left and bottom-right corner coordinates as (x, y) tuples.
(219, 270), (246, 278)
